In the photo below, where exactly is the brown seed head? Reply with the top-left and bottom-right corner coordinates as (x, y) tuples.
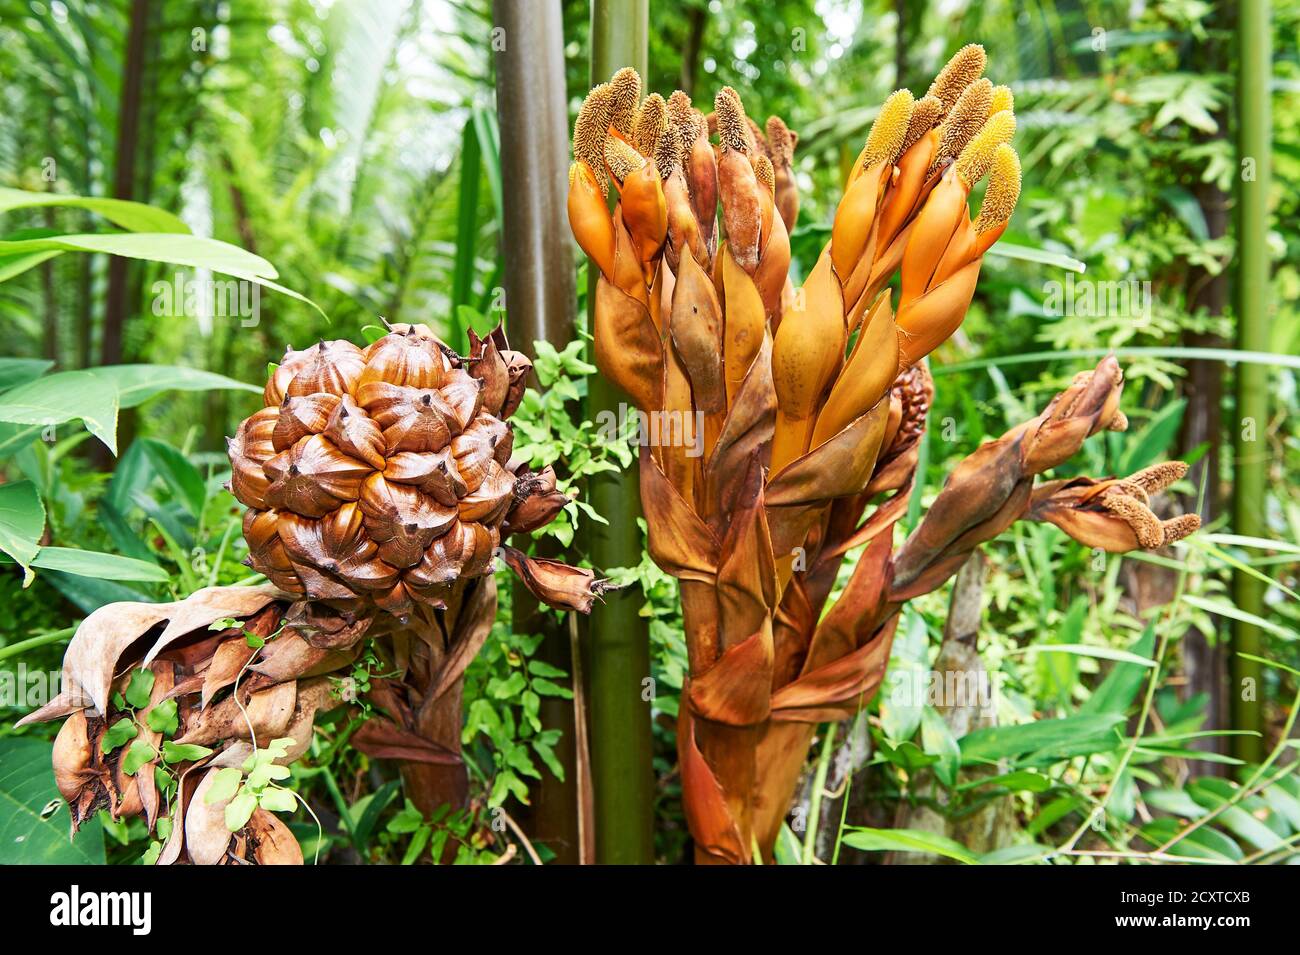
(574, 84), (612, 193)
(926, 43), (988, 112)
(861, 89), (915, 167)
(715, 87), (750, 153)
(754, 153), (775, 195)
(653, 126), (681, 179)
(1128, 461), (1188, 495)
(934, 78), (993, 167)
(765, 115), (795, 166)
(1159, 514), (1202, 544)
(973, 144), (1022, 234)
(634, 93), (668, 156)
(607, 67), (642, 136)
(666, 89), (693, 128)
(1101, 494), (1165, 548)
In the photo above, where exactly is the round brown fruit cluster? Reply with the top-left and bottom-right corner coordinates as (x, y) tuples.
(227, 323), (561, 619)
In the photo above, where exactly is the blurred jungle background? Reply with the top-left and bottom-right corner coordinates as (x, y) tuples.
(1, 0), (1298, 865)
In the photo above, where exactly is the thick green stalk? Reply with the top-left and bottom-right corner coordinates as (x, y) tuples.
(1230, 0), (1271, 766)
(492, 0), (586, 863)
(584, 0), (655, 864)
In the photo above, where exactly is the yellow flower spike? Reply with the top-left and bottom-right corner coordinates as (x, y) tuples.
(574, 83), (613, 195)
(846, 89), (915, 187)
(925, 43), (987, 112)
(931, 78), (993, 170)
(972, 144), (1021, 255)
(567, 161), (617, 280)
(607, 67), (642, 138)
(832, 90), (914, 282)
(989, 84), (1014, 115)
(716, 87), (764, 273)
(954, 110), (1017, 188)
(770, 253), (845, 474)
(928, 113), (1016, 284)
(634, 92), (668, 157)
(810, 291), (900, 449)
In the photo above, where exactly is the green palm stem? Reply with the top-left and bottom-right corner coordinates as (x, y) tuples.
(582, 0), (655, 864)
(1230, 0), (1271, 765)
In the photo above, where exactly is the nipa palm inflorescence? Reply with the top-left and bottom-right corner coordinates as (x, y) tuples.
(568, 47), (1199, 864)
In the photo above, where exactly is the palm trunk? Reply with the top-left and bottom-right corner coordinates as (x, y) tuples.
(1230, 0), (1270, 765)
(583, 0), (656, 865)
(493, 0), (588, 863)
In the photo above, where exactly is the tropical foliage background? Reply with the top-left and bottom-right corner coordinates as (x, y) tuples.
(0, 0), (1297, 865)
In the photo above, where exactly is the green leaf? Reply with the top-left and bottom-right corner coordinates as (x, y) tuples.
(527, 660), (568, 679)
(121, 741), (156, 776)
(531, 677), (573, 699)
(155, 766), (176, 797)
(958, 770), (1053, 793)
(1015, 643), (1157, 667)
(920, 706), (960, 787)
(0, 369), (119, 453)
(100, 718), (138, 755)
(258, 787), (297, 814)
(30, 547), (170, 583)
(0, 358), (53, 391)
(985, 241), (1086, 273)
(0, 233), (325, 316)
(350, 779), (401, 850)
(0, 186), (189, 233)
(98, 365), (261, 408)
(1183, 595), (1298, 640)
(146, 698), (179, 736)
(1080, 623), (1157, 716)
(124, 668), (156, 709)
(1119, 400), (1187, 475)
(976, 844), (1053, 864)
(205, 767), (244, 805)
(225, 791), (258, 832)
(841, 827), (978, 864)
(489, 671), (527, 700)
(1143, 787), (1207, 818)
(163, 741), (213, 764)
(0, 738), (104, 863)
(0, 480), (45, 580)
(400, 825), (431, 865)
(387, 800), (425, 835)
(959, 714), (1125, 766)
